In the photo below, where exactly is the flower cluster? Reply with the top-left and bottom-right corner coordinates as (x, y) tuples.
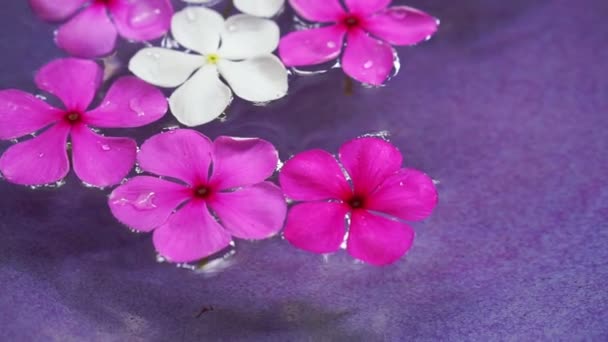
(0, 0), (441, 267)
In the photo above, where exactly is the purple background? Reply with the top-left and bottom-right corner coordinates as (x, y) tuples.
(1, 0), (607, 340)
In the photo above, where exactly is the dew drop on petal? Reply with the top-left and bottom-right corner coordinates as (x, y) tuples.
(101, 144), (111, 151)
(38, 153), (45, 158)
(363, 60), (374, 69)
(133, 192), (157, 210)
(326, 41), (336, 49)
(129, 98), (146, 116)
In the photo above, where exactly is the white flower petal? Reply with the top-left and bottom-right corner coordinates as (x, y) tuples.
(169, 65), (232, 127)
(129, 47), (203, 88)
(218, 55), (288, 103)
(171, 7), (224, 54)
(234, 0), (284, 17)
(218, 15), (280, 60)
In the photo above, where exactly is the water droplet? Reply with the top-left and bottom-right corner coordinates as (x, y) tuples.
(227, 24), (237, 32)
(133, 192), (157, 210)
(35, 94), (47, 101)
(129, 98), (146, 117)
(185, 8), (198, 21)
(38, 153), (45, 158)
(326, 41), (336, 49)
(128, 4), (162, 28)
(101, 144), (111, 151)
(156, 254), (166, 263)
(390, 9), (408, 19)
(363, 60), (374, 69)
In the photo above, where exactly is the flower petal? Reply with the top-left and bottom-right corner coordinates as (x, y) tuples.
(138, 129), (212, 186)
(0, 90), (63, 140)
(367, 168), (438, 222)
(284, 202), (349, 254)
(344, 0), (390, 16)
(35, 58), (103, 111)
(153, 201), (232, 263)
(108, 176), (191, 232)
(209, 182), (286, 239)
(217, 15), (279, 60)
(70, 124), (137, 187)
(288, 0), (344, 22)
(109, 0), (173, 41)
(169, 66), (232, 127)
(341, 28), (395, 85)
(279, 149), (351, 201)
(84, 76), (167, 128)
(28, 0), (86, 21)
(171, 7), (224, 54)
(209, 136), (278, 190)
(363, 6), (438, 46)
(129, 48), (204, 88)
(0, 123), (70, 186)
(55, 4), (118, 58)
(234, 0), (284, 18)
(338, 137), (402, 196)
(279, 25), (346, 67)
(347, 210), (414, 266)
(218, 55), (288, 103)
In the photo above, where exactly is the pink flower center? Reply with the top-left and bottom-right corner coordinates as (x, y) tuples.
(194, 186), (211, 199)
(348, 196), (365, 209)
(93, 0), (114, 5)
(64, 111), (82, 124)
(341, 15), (362, 29)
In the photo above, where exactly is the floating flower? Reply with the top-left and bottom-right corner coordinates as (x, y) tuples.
(0, 58), (167, 187)
(279, 0), (438, 85)
(29, 0), (174, 58)
(129, 7), (288, 127)
(279, 137), (438, 266)
(108, 129), (287, 263)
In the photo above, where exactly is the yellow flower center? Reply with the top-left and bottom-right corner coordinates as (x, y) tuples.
(206, 54), (220, 64)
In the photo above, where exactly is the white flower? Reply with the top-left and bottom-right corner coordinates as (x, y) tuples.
(129, 7), (288, 127)
(234, 0), (284, 17)
(182, 0), (285, 18)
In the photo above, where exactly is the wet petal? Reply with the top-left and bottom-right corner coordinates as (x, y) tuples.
(36, 58), (103, 111)
(109, 0), (173, 41)
(169, 65), (232, 127)
(55, 4), (118, 58)
(279, 25), (346, 67)
(218, 15), (279, 60)
(138, 129), (212, 186)
(341, 28), (395, 85)
(218, 55), (288, 103)
(364, 6), (438, 46)
(129, 48), (204, 88)
(234, 0), (284, 18)
(84, 76), (167, 128)
(367, 168), (438, 222)
(209, 136), (278, 190)
(284, 202), (349, 254)
(209, 182), (286, 239)
(279, 149), (351, 201)
(153, 201), (232, 263)
(347, 210), (414, 266)
(171, 6), (224, 54)
(338, 137), (402, 196)
(70, 125), (137, 187)
(0, 123), (70, 186)
(28, 0), (86, 21)
(108, 176), (191, 232)
(0, 90), (63, 140)
(35, 58), (103, 112)
(288, 0), (344, 22)
(344, 0), (390, 16)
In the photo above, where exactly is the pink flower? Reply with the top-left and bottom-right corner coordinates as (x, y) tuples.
(279, 137), (438, 266)
(0, 58), (167, 187)
(279, 0), (438, 85)
(108, 129), (287, 263)
(29, 0), (174, 58)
